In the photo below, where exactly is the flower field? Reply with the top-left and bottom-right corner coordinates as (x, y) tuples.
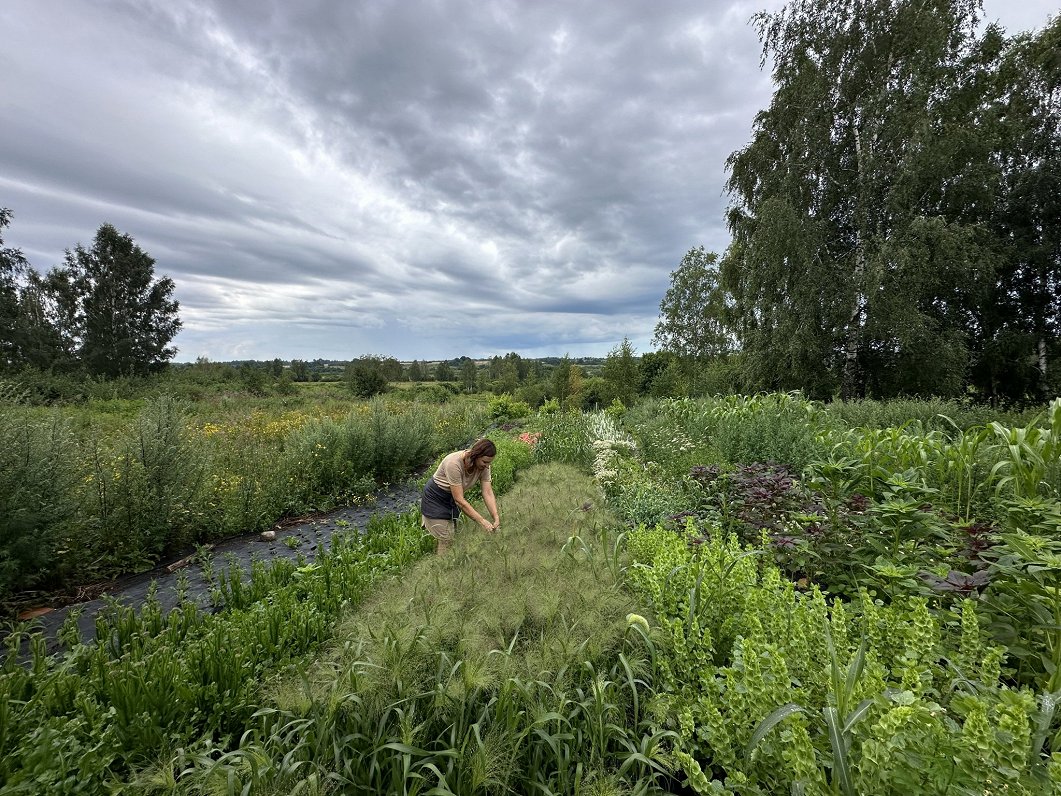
(2, 392), (1060, 793)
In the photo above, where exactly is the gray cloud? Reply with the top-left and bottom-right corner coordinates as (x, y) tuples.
(0, 0), (1054, 360)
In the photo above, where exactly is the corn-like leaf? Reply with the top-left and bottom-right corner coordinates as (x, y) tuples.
(823, 705), (855, 796)
(745, 702), (805, 761)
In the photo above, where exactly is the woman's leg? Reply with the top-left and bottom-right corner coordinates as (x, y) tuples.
(421, 515), (456, 554)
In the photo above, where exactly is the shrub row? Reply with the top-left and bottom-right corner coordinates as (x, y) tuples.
(0, 394), (488, 601)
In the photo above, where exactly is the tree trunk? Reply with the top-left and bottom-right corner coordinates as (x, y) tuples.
(842, 245), (865, 400)
(843, 128), (868, 401)
(1039, 336), (1048, 393)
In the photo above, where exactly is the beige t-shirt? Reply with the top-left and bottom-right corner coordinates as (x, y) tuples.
(431, 450), (492, 491)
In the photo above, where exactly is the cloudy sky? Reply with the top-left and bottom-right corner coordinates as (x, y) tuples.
(1, 1), (1055, 362)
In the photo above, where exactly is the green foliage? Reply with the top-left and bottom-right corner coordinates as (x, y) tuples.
(286, 399), (436, 505)
(83, 395), (206, 571)
(0, 385), (78, 598)
(601, 337), (641, 407)
(604, 397), (626, 420)
(167, 464), (672, 795)
(56, 223), (181, 377)
(487, 392), (531, 421)
(538, 397), (561, 415)
(434, 360), (453, 382)
(719, 0), (1058, 403)
(403, 381), (455, 403)
(533, 410), (597, 470)
(344, 355), (390, 398)
(824, 396), (1038, 432)
(482, 432), (536, 494)
(0, 511), (428, 792)
(989, 398), (1061, 499)
(0, 395), (489, 597)
(985, 531), (1061, 692)
(653, 247), (731, 361)
(459, 357), (477, 391)
(5, 391), (1061, 792)
(0, 209), (45, 371)
(237, 361), (269, 396)
(628, 394), (834, 474)
(624, 525), (1056, 793)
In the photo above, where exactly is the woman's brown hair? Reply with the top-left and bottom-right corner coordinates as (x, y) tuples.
(465, 438), (497, 471)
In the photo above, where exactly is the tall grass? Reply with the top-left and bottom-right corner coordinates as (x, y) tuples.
(625, 394), (833, 475)
(167, 464), (675, 795)
(823, 396), (1040, 432)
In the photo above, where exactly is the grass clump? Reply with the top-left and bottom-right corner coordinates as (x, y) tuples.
(175, 463), (674, 795)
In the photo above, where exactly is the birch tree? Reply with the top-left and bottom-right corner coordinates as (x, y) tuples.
(722, 0), (987, 398)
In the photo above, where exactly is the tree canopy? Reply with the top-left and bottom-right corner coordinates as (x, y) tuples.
(1, 216), (182, 377)
(656, 1), (1059, 403)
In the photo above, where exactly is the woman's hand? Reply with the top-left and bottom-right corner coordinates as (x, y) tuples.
(479, 517), (495, 532)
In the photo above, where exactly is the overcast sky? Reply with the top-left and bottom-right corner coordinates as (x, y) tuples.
(1, 1), (1055, 362)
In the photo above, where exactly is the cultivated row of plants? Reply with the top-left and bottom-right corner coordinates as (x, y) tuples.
(5, 392), (1060, 793)
(144, 463), (671, 795)
(0, 431), (539, 794)
(0, 385), (490, 602)
(570, 392), (1061, 792)
(1, 512), (429, 794)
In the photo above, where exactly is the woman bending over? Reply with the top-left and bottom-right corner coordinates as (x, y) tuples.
(420, 438), (500, 554)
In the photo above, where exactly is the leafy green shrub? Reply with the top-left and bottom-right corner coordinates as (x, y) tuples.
(624, 524), (1059, 793)
(538, 397), (560, 415)
(483, 432), (535, 494)
(83, 395), (206, 572)
(407, 382), (453, 403)
(0, 386), (78, 598)
(516, 381), (547, 408)
(604, 397), (626, 420)
(488, 392), (531, 421)
(344, 356), (390, 398)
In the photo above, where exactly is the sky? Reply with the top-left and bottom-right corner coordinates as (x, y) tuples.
(1, 1), (1056, 363)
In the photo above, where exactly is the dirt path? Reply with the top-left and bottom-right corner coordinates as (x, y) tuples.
(7, 477), (424, 657)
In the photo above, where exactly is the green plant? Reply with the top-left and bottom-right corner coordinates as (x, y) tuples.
(0, 385), (78, 599)
(989, 398), (1061, 500)
(748, 625), (874, 796)
(0, 510), (430, 792)
(165, 464), (675, 795)
(986, 532), (1061, 692)
(487, 392), (531, 421)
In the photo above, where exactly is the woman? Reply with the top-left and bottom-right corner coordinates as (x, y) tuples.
(420, 439), (500, 554)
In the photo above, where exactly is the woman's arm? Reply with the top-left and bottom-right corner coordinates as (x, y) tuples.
(449, 482), (494, 530)
(481, 482), (500, 530)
